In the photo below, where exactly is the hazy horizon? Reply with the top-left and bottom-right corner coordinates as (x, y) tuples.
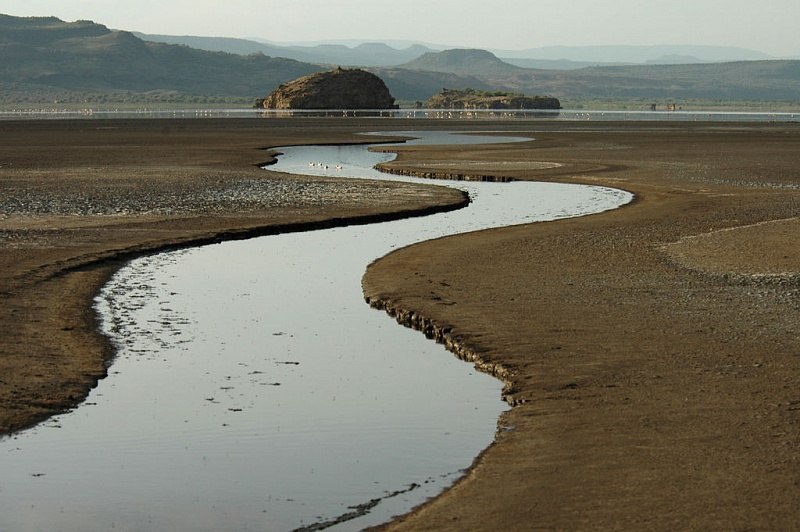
(1, 0), (798, 57)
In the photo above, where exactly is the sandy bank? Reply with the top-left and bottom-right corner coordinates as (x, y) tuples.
(362, 121), (800, 530)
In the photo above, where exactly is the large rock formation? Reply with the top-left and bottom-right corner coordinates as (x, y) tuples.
(426, 88), (561, 110)
(260, 68), (397, 110)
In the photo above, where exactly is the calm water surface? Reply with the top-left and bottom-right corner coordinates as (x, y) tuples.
(0, 132), (632, 531)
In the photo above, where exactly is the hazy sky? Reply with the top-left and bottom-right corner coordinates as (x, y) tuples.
(2, 0), (798, 56)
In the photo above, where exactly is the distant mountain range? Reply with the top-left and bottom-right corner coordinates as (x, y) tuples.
(134, 33), (436, 68)
(2, 14), (799, 106)
(496, 44), (777, 63)
(136, 32), (783, 70)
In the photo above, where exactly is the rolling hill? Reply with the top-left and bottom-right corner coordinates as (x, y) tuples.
(557, 60), (800, 100)
(400, 49), (526, 76)
(0, 15), (323, 101)
(2, 14), (799, 107)
(392, 48), (800, 102)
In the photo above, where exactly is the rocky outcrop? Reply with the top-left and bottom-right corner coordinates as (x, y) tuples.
(260, 68), (398, 110)
(426, 88), (561, 110)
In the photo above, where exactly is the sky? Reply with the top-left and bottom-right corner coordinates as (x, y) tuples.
(1, 0), (798, 57)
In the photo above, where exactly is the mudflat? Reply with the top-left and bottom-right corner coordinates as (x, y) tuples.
(364, 120), (800, 530)
(2, 118), (799, 529)
(0, 118), (467, 434)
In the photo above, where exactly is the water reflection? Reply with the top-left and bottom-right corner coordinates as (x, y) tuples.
(0, 132), (632, 531)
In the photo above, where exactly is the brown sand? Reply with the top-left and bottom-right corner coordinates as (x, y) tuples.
(364, 121), (800, 530)
(2, 118), (799, 529)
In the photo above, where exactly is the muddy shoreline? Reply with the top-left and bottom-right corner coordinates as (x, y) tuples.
(0, 118), (469, 434)
(2, 118), (800, 529)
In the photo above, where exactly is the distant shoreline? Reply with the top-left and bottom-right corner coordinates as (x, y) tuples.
(1, 106), (799, 120)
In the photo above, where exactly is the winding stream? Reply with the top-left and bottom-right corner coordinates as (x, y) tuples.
(0, 131), (632, 531)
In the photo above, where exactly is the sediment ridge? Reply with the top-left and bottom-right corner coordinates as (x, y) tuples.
(374, 162), (516, 182)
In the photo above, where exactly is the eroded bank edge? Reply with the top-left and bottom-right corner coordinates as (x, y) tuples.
(360, 293), (520, 530)
(363, 296), (520, 405)
(374, 163), (516, 183)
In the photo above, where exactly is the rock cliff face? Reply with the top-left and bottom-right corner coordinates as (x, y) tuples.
(260, 68), (397, 110)
(426, 88), (561, 110)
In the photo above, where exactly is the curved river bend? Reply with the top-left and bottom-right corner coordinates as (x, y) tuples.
(0, 132), (632, 531)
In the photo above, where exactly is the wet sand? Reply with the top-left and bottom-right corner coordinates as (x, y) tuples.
(364, 121), (800, 530)
(2, 118), (799, 529)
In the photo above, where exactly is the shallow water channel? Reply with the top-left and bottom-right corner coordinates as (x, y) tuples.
(0, 132), (632, 531)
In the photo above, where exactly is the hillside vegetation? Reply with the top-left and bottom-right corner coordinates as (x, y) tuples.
(0, 15), (322, 103)
(1, 14), (799, 108)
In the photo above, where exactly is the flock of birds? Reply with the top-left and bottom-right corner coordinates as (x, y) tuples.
(308, 162), (344, 171)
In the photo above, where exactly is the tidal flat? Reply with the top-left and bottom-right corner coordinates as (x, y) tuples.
(1, 118), (799, 530)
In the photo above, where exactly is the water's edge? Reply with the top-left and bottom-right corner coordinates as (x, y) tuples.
(363, 297), (521, 405)
(0, 170), (469, 439)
